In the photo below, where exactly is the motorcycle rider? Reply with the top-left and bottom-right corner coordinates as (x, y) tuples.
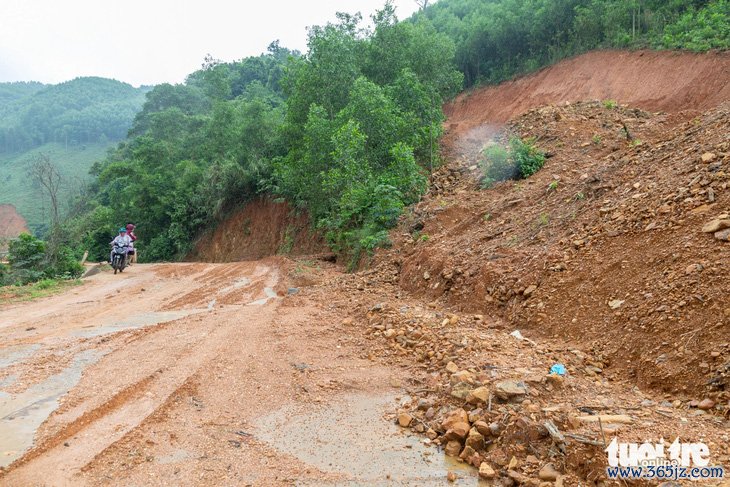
(126, 223), (137, 264)
(110, 227), (132, 265)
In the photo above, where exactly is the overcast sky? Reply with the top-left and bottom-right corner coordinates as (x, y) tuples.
(0, 0), (420, 87)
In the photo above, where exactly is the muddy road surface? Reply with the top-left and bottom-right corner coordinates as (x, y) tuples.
(0, 260), (482, 486)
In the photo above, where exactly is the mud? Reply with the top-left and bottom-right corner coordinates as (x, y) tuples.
(0, 350), (100, 468)
(257, 393), (484, 486)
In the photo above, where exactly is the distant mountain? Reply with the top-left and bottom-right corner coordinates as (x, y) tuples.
(0, 77), (149, 154)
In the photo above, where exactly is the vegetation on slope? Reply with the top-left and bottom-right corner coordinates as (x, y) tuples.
(0, 78), (149, 233)
(45, 0), (728, 270)
(418, 0), (729, 86)
(70, 5), (462, 265)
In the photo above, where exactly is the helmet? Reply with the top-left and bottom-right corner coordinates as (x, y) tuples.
(119, 227), (127, 233)
(126, 223), (135, 232)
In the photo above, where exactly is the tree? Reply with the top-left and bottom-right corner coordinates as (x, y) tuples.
(28, 153), (62, 227)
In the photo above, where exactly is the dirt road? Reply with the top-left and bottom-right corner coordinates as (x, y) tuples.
(0, 260), (484, 486)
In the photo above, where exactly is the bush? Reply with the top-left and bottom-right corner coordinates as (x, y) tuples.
(5, 233), (83, 284)
(7, 233), (46, 284)
(480, 137), (545, 187)
(480, 144), (518, 187)
(511, 137), (545, 178)
(48, 245), (84, 279)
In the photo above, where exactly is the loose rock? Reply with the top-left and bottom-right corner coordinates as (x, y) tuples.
(479, 462), (497, 479)
(494, 380), (528, 400)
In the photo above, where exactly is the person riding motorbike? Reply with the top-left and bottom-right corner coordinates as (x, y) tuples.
(126, 223), (137, 264)
(110, 227), (132, 265)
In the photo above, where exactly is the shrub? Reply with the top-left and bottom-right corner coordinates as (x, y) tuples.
(5, 233), (83, 284)
(480, 144), (517, 187)
(511, 137), (545, 178)
(480, 137), (545, 187)
(7, 233), (46, 284)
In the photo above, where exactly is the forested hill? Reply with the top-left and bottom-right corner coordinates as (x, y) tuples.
(418, 0), (729, 86)
(63, 0), (728, 267)
(0, 77), (148, 153)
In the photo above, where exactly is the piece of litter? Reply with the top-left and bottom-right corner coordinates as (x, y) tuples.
(549, 363), (567, 376)
(510, 330), (537, 346)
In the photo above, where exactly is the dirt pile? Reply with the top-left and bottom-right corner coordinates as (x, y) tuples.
(188, 197), (327, 262)
(377, 100), (729, 398)
(444, 50), (730, 139)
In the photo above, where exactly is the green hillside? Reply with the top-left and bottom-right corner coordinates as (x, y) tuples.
(0, 142), (113, 234)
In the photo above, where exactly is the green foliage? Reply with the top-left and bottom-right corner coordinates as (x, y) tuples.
(511, 137), (546, 178)
(602, 99), (617, 109)
(418, 0), (729, 87)
(274, 7), (457, 266)
(658, 0), (730, 50)
(480, 145), (516, 187)
(72, 48), (293, 261)
(68, 5), (457, 266)
(4, 233), (83, 285)
(480, 137), (545, 187)
(7, 233), (46, 283)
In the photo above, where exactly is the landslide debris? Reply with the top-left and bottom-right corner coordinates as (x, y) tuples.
(298, 100), (729, 485)
(384, 101), (730, 396)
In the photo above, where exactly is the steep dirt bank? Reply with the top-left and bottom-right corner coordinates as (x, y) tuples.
(0, 204), (29, 246)
(188, 197), (327, 262)
(444, 50), (730, 146)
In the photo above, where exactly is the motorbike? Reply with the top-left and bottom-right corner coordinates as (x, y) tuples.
(111, 243), (130, 274)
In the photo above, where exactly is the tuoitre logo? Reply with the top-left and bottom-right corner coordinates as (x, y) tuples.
(606, 438), (710, 467)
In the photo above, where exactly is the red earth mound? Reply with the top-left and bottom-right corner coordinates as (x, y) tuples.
(0, 204), (29, 247)
(188, 197), (327, 262)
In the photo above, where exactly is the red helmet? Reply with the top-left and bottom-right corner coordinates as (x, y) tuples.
(126, 224), (135, 232)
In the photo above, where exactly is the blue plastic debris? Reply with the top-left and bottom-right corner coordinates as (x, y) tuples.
(549, 363), (567, 376)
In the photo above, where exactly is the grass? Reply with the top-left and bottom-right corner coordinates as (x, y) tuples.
(0, 278), (83, 305)
(0, 142), (116, 233)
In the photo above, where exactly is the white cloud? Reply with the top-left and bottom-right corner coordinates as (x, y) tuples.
(0, 0), (420, 86)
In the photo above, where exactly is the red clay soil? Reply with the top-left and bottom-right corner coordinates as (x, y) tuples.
(188, 197), (327, 262)
(0, 204), (29, 244)
(444, 50), (730, 144)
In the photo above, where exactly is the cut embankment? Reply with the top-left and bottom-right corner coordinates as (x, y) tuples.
(188, 197), (327, 263)
(444, 50), (730, 148)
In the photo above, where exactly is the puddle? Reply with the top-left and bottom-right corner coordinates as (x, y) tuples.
(247, 287), (278, 306)
(0, 349), (101, 467)
(0, 344), (41, 369)
(73, 310), (204, 338)
(219, 277), (252, 295)
(256, 394), (486, 486)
